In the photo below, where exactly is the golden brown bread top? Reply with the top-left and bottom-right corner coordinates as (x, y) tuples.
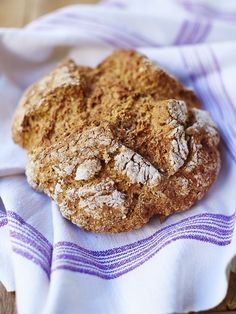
(26, 101), (220, 232)
(12, 60), (92, 149)
(12, 50), (201, 150)
(12, 50), (220, 233)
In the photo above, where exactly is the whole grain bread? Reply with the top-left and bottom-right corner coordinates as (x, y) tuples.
(12, 50), (220, 233)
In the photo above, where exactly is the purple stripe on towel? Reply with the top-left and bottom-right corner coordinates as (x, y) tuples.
(194, 50), (224, 118)
(12, 211), (230, 261)
(61, 12), (160, 47)
(11, 239), (51, 267)
(194, 22), (211, 43)
(7, 211), (52, 248)
(52, 228), (233, 274)
(174, 21), (201, 45)
(53, 215), (235, 264)
(179, 48), (236, 163)
(9, 230), (52, 263)
(178, 0), (236, 21)
(53, 212), (235, 258)
(196, 49), (236, 139)
(174, 20), (211, 45)
(182, 51), (235, 161)
(185, 21), (200, 44)
(39, 17), (131, 48)
(28, 11), (160, 48)
(209, 47), (236, 118)
(12, 246), (50, 278)
(8, 218), (52, 251)
(51, 233), (232, 279)
(7, 211), (235, 279)
(198, 49), (236, 151)
(52, 230), (232, 275)
(54, 218), (235, 265)
(174, 20), (199, 45)
(0, 218), (7, 228)
(174, 20), (190, 45)
(53, 220), (235, 262)
(51, 213), (235, 278)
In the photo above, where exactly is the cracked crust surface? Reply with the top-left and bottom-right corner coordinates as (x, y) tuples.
(12, 50), (220, 233)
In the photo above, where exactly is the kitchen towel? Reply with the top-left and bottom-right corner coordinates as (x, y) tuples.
(0, 0), (236, 313)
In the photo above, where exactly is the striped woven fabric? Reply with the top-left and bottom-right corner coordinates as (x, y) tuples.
(0, 1), (236, 313)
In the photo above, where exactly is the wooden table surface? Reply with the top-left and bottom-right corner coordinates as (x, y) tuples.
(0, 0), (236, 313)
(0, 0), (98, 28)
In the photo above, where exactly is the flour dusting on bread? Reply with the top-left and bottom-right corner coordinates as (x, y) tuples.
(12, 50), (221, 233)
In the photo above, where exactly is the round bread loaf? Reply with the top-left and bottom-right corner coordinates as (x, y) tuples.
(12, 50), (220, 233)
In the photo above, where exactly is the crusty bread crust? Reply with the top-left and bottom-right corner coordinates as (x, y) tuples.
(12, 50), (220, 233)
(12, 60), (92, 149)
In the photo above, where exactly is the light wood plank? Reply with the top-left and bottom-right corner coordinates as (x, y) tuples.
(25, 0), (99, 26)
(0, 0), (99, 27)
(0, 282), (16, 314)
(0, 0), (27, 27)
